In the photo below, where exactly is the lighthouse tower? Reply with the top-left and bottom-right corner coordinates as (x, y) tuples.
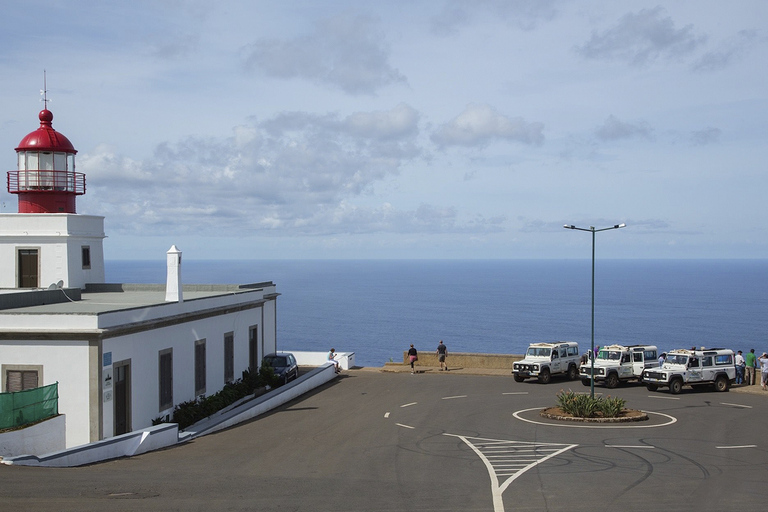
(1, 100), (106, 289)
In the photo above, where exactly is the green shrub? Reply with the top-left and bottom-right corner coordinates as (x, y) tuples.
(163, 366), (277, 430)
(555, 390), (626, 418)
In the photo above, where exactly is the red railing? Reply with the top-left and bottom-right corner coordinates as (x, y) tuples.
(7, 170), (86, 195)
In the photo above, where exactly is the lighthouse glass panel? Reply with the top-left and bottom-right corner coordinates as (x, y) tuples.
(67, 154), (75, 171)
(18, 152), (26, 170)
(40, 152), (54, 170)
(54, 152), (66, 170)
(27, 152), (38, 170)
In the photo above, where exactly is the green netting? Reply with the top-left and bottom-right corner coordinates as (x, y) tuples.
(0, 382), (59, 430)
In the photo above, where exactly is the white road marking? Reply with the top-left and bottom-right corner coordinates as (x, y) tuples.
(444, 434), (576, 512)
(502, 392), (528, 395)
(648, 395), (680, 400)
(721, 402), (752, 409)
(400, 402), (417, 408)
(384, 412), (390, 418)
(396, 423), (415, 429)
(716, 445), (757, 449)
(606, 445), (655, 449)
(513, 408), (677, 428)
(442, 395), (467, 400)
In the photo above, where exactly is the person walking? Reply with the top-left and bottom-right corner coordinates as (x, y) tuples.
(408, 344), (418, 374)
(745, 349), (758, 385)
(759, 353), (768, 391)
(735, 351), (745, 384)
(436, 340), (448, 371)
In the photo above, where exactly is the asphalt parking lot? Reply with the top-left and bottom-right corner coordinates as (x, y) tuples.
(1, 369), (766, 512)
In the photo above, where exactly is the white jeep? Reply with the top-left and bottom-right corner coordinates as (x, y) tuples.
(642, 348), (735, 394)
(580, 344), (659, 388)
(513, 342), (580, 384)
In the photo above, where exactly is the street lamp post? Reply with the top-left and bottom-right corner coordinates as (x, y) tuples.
(563, 223), (626, 398)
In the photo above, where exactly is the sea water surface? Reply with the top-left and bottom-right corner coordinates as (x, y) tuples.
(105, 259), (768, 367)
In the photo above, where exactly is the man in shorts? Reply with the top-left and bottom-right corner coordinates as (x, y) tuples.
(436, 340), (448, 371)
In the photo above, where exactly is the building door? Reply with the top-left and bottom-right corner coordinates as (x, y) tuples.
(18, 249), (39, 288)
(114, 361), (131, 436)
(249, 326), (259, 371)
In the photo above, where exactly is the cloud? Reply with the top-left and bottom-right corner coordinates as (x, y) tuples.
(690, 127), (721, 146)
(595, 115), (653, 142)
(692, 29), (758, 72)
(430, 0), (559, 35)
(241, 12), (406, 95)
(76, 105), (497, 237)
(432, 103), (544, 148)
(576, 7), (705, 65)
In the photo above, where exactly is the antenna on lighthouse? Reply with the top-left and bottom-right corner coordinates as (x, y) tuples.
(40, 70), (50, 109)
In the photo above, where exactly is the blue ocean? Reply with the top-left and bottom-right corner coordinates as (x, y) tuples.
(105, 259), (768, 367)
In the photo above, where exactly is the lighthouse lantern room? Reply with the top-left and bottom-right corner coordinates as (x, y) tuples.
(8, 108), (85, 214)
(2, 90), (105, 289)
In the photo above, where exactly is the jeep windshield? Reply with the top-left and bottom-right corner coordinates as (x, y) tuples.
(597, 350), (622, 361)
(666, 354), (688, 365)
(526, 347), (551, 357)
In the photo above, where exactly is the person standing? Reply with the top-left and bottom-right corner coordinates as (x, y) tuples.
(759, 353), (768, 391)
(436, 340), (448, 371)
(658, 353), (666, 366)
(745, 349), (758, 385)
(408, 344), (418, 374)
(735, 351), (745, 384)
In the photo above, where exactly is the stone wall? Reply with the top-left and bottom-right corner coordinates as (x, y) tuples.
(402, 351), (523, 369)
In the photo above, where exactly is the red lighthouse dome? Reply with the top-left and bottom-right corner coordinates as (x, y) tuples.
(7, 108), (85, 213)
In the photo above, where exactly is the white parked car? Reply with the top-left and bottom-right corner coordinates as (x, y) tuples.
(642, 348), (735, 394)
(513, 341), (580, 384)
(580, 344), (659, 388)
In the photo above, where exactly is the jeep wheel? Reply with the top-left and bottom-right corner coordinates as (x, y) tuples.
(581, 378), (591, 387)
(567, 364), (579, 381)
(646, 384), (658, 392)
(513, 374), (525, 383)
(714, 375), (729, 392)
(669, 379), (683, 394)
(538, 369), (551, 384)
(605, 373), (620, 389)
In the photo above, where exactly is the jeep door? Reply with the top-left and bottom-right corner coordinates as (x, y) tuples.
(550, 349), (562, 373)
(687, 356), (703, 382)
(701, 356), (716, 381)
(628, 351), (644, 378)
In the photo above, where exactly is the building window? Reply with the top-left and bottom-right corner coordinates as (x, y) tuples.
(194, 339), (206, 397)
(5, 369), (39, 393)
(82, 246), (91, 269)
(249, 325), (259, 371)
(224, 333), (234, 383)
(2, 365), (43, 393)
(17, 249), (39, 288)
(159, 349), (173, 411)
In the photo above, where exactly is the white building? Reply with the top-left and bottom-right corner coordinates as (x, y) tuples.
(0, 104), (278, 449)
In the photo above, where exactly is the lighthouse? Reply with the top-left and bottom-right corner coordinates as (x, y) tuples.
(1, 100), (105, 289)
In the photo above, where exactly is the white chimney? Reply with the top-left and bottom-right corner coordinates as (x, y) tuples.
(165, 245), (183, 303)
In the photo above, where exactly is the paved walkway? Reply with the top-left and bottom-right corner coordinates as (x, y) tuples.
(372, 363), (768, 395)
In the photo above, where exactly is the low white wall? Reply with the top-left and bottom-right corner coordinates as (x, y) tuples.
(186, 363), (339, 437)
(2, 423), (179, 468)
(291, 350), (355, 370)
(0, 415), (66, 458)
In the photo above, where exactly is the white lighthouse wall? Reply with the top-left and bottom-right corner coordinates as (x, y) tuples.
(0, 214), (105, 289)
(101, 302), (276, 438)
(0, 339), (93, 448)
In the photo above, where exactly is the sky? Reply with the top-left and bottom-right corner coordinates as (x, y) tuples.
(1, 0), (766, 260)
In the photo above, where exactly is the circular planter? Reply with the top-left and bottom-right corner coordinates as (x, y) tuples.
(540, 406), (648, 423)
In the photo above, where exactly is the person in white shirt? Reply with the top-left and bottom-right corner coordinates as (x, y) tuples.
(758, 353), (768, 391)
(735, 351), (746, 384)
